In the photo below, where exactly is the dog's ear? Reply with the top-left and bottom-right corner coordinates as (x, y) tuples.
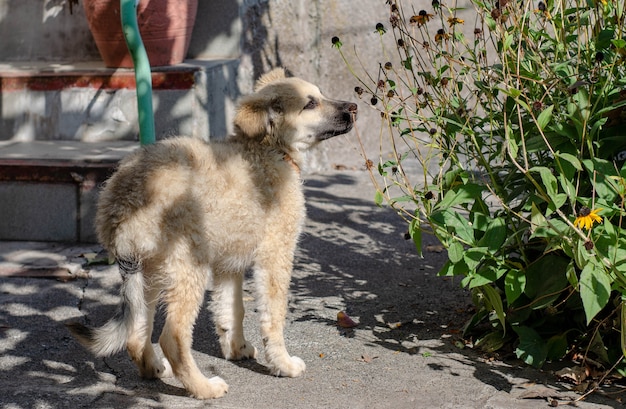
(234, 95), (284, 140)
(254, 68), (286, 91)
(234, 95), (268, 139)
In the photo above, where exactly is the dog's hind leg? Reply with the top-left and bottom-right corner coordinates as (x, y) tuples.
(159, 265), (228, 399)
(127, 282), (171, 379)
(254, 256), (306, 378)
(212, 271), (257, 360)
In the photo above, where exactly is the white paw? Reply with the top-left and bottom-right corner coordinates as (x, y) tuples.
(190, 376), (229, 400)
(159, 357), (173, 378)
(269, 356), (306, 377)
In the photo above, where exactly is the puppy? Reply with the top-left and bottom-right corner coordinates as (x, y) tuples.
(67, 68), (357, 399)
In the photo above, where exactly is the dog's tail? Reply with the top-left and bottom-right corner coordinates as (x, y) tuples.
(66, 257), (145, 357)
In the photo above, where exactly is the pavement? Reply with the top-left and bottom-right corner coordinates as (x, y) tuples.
(0, 169), (623, 408)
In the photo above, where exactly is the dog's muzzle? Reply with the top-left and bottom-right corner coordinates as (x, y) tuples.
(317, 101), (358, 141)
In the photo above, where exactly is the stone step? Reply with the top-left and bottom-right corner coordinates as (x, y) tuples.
(0, 58), (240, 243)
(0, 140), (137, 243)
(0, 59), (239, 142)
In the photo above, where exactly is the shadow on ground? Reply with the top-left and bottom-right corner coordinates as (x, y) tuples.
(0, 171), (623, 408)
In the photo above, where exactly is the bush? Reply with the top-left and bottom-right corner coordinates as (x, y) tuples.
(334, 0), (626, 373)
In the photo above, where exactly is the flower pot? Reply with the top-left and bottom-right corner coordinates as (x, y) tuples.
(84, 0), (198, 68)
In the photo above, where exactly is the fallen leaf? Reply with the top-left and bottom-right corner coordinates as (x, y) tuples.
(555, 366), (589, 385)
(82, 251), (111, 265)
(425, 244), (445, 253)
(337, 311), (358, 328)
(359, 354), (378, 363)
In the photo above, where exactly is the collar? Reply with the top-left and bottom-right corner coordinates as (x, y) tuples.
(283, 152), (301, 174)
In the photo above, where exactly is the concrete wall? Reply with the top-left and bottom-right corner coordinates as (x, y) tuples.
(0, 0), (463, 171)
(235, 0), (389, 171)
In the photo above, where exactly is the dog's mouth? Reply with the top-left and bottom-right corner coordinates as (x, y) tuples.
(316, 101), (358, 141)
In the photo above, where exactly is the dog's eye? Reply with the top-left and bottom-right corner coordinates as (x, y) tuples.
(303, 99), (318, 110)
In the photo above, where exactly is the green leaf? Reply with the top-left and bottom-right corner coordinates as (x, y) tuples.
(504, 86), (522, 98)
(579, 262), (611, 324)
(438, 259), (469, 277)
(582, 158), (620, 202)
(430, 210), (475, 244)
(437, 183), (485, 209)
(546, 333), (569, 361)
(588, 329), (610, 365)
(409, 218), (423, 257)
(506, 129), (519, 158)
(555, 152), (582, 172)
(448, 241), (464, 264)
(524, 254), (569, 309)
(469, 264), (507, 289)
(479, 285), (506, 331)
(530, 166), (558, 199)
(513, 326), (548, 368)
(565, 261), (579, 289)
(475, 331), (506, 352)
(477, 217), (507, 252)
(503, 32), (514, 51)
(464, 247), (489, 272)
(536, 105), (554, 130)
(505, 269), (526, 304)
(374, 190), (384, 207)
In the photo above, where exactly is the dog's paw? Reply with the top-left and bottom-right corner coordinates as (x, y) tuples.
(139, 356), (172, 379)
(269, 355), (306, 378)
(230, 343), (258, 361)
(189, 376), (229, 400)
(223, 341), (257, 361)
(158, 357), (174, 378)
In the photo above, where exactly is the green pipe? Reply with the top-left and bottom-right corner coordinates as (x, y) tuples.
(120, 0), (155, 145)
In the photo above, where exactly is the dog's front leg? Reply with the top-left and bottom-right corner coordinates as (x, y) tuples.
(254, 261), (305, 377)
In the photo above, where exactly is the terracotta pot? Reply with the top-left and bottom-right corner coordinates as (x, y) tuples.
(84, 0), (198, 68)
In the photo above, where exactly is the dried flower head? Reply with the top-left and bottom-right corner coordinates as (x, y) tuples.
(435, 29), (449, 44)
(410, 10), (434, 26)
(447, 17), (465, 27)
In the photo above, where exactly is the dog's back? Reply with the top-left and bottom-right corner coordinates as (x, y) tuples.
(96, 136), (305, 271)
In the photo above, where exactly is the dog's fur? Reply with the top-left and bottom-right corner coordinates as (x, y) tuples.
(66, 68), (357, 399)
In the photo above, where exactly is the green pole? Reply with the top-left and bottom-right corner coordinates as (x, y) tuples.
(120, 0), (155, 145)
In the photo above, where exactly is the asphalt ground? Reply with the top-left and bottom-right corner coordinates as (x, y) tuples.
(0, 170), (622, 408)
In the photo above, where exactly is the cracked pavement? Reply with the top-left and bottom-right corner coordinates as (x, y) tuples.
(0, 170), (620, 408)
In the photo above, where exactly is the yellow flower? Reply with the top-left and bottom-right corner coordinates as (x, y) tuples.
(574, 207), (603, 231)
(447, 17), (464, 27)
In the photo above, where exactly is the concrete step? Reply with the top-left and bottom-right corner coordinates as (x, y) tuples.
(0, 140), (137, 243)
(0, 59), (241, 243)
(0, 59), (240, 142)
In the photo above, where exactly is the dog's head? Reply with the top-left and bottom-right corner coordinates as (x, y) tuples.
(233, 68), (357, 152)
